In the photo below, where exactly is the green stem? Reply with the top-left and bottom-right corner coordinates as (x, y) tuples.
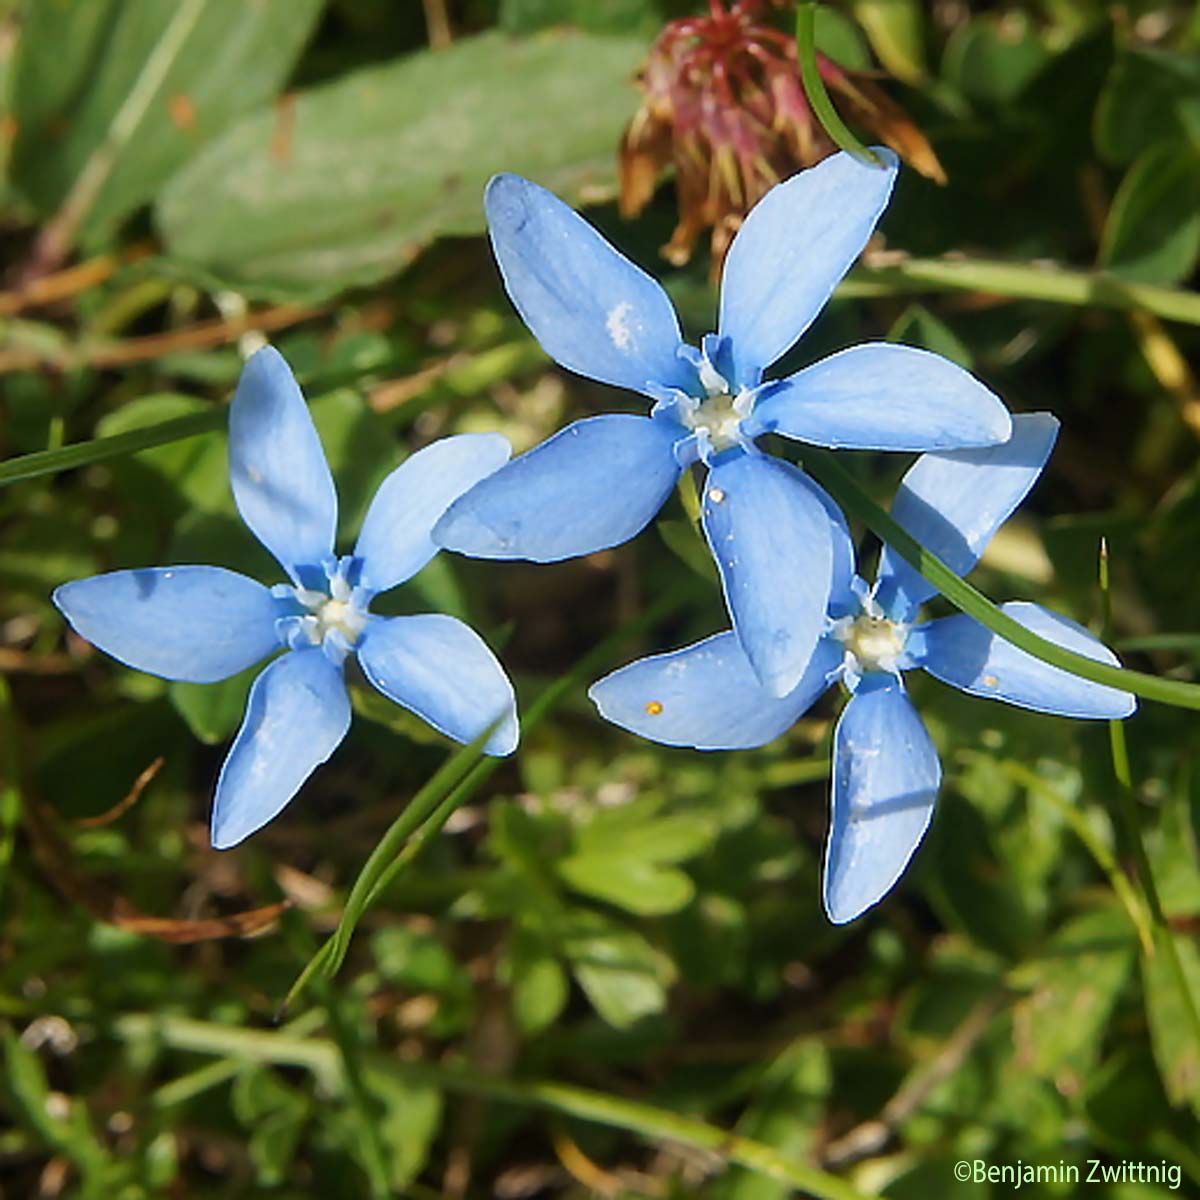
(114, 1014), (877, 1200)
(0, 355), (426, 490)
(985, 755), (1152, 954)
(842, 256), (1200, 327)
(0, 408), (226, 487)
(1109, 720), (1200, 1050)
(798, 450), (1200, 711)
(795, 4), (884, 167)
(283, 586), (692, 1013)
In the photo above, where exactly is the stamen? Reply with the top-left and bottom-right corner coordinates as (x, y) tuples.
(835, 613), (908, 677)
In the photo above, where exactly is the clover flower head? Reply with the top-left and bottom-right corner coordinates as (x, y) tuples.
(435, 151), (1013, 704)
(589, 414), (1136, 923)
(55, 347), (519, 849)
(620, 0), (946, 266)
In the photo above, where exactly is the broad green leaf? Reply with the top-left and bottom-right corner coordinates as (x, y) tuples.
(250, 1109), (307, 1188)
(1096, 48), (1200, 166)
(1099, 140), (1200, 285)
(500, 0), (662, 36)
(575, 807), (715, 862)
(372, 925), (466, 995)
(557, 851), (695, 915)
(1009, 907), (1135, 1076)
(503, 929), (570, 1034)
(849, 0), (926, 84)
(1142, 932), (1200, 1116)
(368, 1069), (442, 1189)
(813, 8), (872, 73)
(155, 31), (648, 300)
(10, 0), (323, 249)
(942, 14), (1050, 106)
(562, 913), (675, 1028)
(350, 684), (447, 746)
(170, 665), (258, 746)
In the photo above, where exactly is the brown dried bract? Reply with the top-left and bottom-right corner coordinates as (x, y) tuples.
(620, 0), (945, 269)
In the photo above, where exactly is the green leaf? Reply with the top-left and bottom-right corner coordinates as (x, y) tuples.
(169, 665), (257, 746)
(372, 925), (465, 995)
(942, 14), (1050, 106)
(557, 851), (695, 915)
(1142, 931), (1200, 1116)
(503, 929), (570, 1034)
(350, 683), (447, 746)
(10, 0), (322, 249)
(1009, 907), (1135, 1076)
(155, 30), (648, 300)
(813, 8), (872, 73)
(575, 806), (715, 862)
(367, 1069), (442, 1189)
(562, 913), (675, 1028)
(500, 0), (661, 36)
(1099, 140), (1200, 285)
(849, 0), (926, 84)
(887, 304), (974, 369)
(716, 1041), (831, 1200)
(1096, 48), (1200, 166)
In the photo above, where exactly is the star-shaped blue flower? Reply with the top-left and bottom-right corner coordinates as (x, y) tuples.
(54, 347), (519, 849)
(434, 149), (1012, 699)
(589, 414), (1136, 923)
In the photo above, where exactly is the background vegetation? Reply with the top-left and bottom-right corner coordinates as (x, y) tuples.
(2, 0), (1199, 1196)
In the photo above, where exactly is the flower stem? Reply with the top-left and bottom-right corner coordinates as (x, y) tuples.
(282, 584), (693, 1014)
(115, 1013), (875, 1200)
(799, 448), (1200, 711)
(794, 4), (884, 168)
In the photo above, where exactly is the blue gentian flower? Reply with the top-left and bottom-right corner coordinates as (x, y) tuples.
(589, 414), (1136, 923)
(435, 150), (1012, 698)
(54, 347), (519, 849)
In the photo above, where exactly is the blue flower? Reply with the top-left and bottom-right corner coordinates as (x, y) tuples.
(589, 414), (1136, 923)
(54, 347), (519, 849)
(435, 150), (1012, 698)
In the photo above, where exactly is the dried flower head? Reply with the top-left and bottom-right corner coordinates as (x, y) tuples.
(620, 0), (946, 266)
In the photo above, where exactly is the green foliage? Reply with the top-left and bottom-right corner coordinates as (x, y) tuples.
(2, 1), (1200, 1197)
(9, 0), (323, 249)
(155, 30), (648, 300)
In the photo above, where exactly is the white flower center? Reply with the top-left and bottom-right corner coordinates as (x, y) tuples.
(681, 355), (754, 454)
(836, 614), (907, 675)
(290, 572), (369, 650)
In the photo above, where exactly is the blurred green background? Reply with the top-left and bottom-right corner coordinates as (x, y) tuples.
(2, 0), (1199, 1197)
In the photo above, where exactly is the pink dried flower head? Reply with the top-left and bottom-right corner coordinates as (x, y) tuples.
(620, 0), (946, 268)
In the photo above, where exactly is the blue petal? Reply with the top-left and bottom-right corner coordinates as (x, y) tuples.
(718, 149), (898, 387)
(805, 473), (858, 618)
(433, 415), (682, 562)
(702, 453), (833, 697)
(589, 631), (841, 750)
(485, 174), (692, 395)
(824, 677), (940, 924)
(874, 412), (1060, 621)
(913, 601), (1136, 719)
(211, 648), (351, 849)
(54, 566), (280, 684)
(746, 343), (1011, 451)
(354, 433), (511, 594)
(229, 346), (337, 585)
(358, 614), (518, 755)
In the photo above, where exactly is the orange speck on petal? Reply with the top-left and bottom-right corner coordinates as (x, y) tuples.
(169, 93), (197, 132)
(646, 701), (664, 716)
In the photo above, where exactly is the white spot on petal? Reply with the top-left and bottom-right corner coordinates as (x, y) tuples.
(606, 301), (635, 350)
